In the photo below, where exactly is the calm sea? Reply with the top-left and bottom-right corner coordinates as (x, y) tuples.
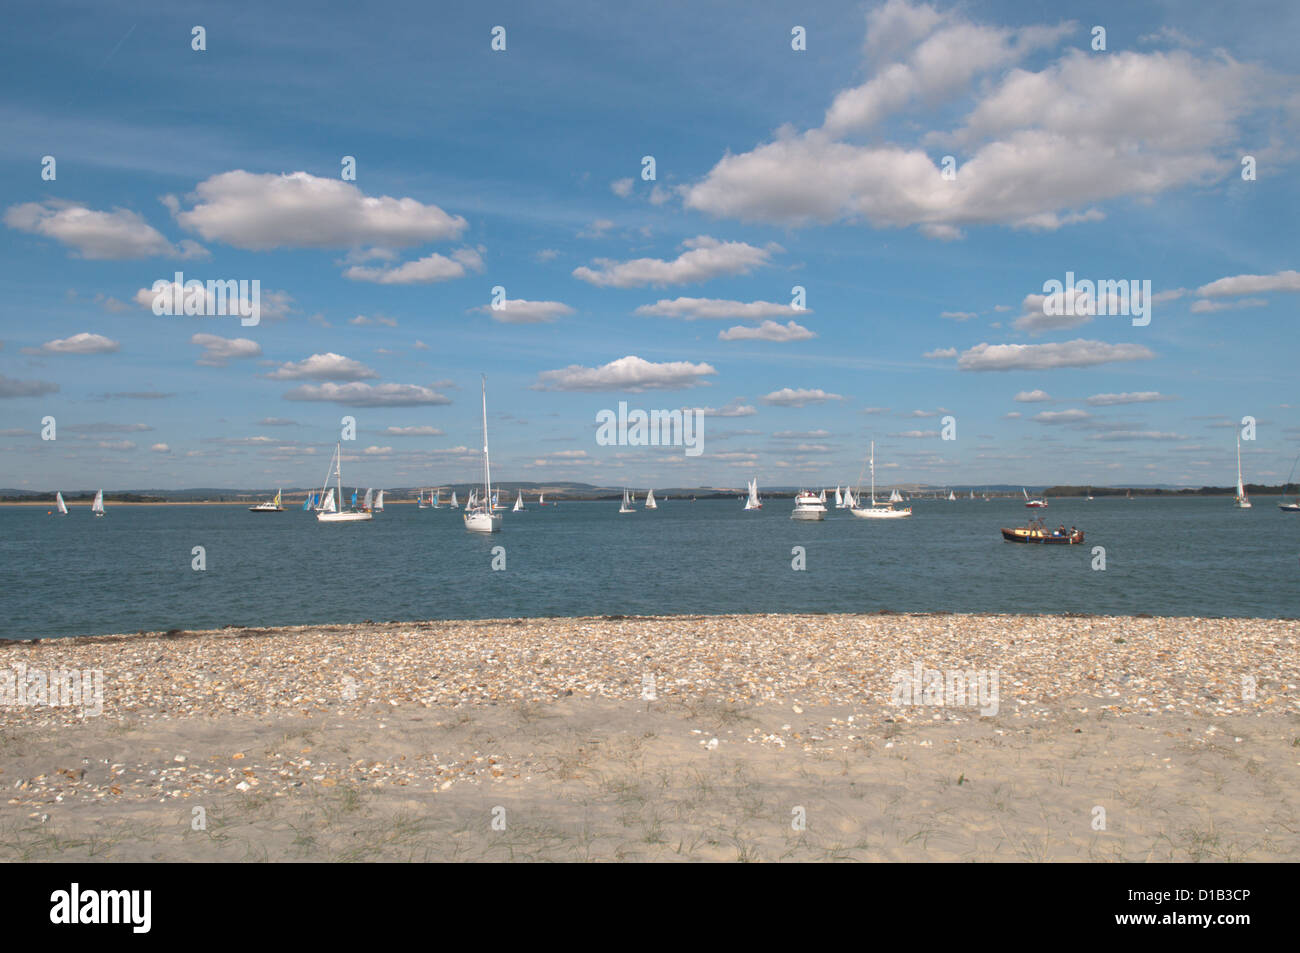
(2, 496), (1297, 639)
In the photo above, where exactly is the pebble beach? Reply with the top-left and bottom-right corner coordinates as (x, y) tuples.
(2, 612), (1297, 861)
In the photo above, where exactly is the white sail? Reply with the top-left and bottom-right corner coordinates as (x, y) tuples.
(1235, 434), (1252, 507)
(363, 488), (374, 511)
(513, 490), (524, 512)
(645, 488), (657, 509)
(316, 444), (373, 522)
(450, 491), (458, 508)
(91, 489), (104, 516)
(321, 488), (336, 512)
(744, 477), (762, 510)
(619, 487), (634, 513)
(464, 375), (503, 532)
(889, 488), (902, 503)
(56, 491), (68, 515)
(834, 485), (843, 508)
(538, 492), (545, 505)
(374, 489), (384, 511)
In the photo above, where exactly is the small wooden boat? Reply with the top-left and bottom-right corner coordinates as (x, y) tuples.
(1001, 521), (1083, 544)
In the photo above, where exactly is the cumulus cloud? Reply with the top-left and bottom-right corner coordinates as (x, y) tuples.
(383, 426), (445, 436)
(610, 178), (634, 197)
(572, 236), (779, 288)
(1086, 391), (1173, 405)
(940, 310), (977, 320)
(1189, 297), (1268, 313)
(761, 387), (843, 407)
(682, 0), (1272, 237)
(533, 355), (717, 392)
(1014, 389), (1052, 402)
(635, 297), (809, 320)
(150, 443), (170, 453)
(192, 333), (262, 367)
(173, 171), (466, 249)
(922, 346), (957, 359)
(471, 298), (575, 324)
(5, 200), (206, 260)
(36, 332), (120, 355)
(718, 320), (815, 342)
(1196, 269), (1300, 297)
(266, 353), (377, 381)
(1031, 409), (1090, 424)
(957, 339), (1154, 371)
(282, 382), (453, 407)
(686, 398), (758, 417)
(343, 248), (483, 284)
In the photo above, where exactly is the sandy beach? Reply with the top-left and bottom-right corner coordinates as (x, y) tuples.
(1, 612), (1296, 862)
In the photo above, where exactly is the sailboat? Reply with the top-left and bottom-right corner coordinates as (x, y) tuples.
(538, 492), (547, 506)
(513, 490), (525, 513)
(418, 489), (430, 509)
(1023, 487), (1048, 508)
(1279, 453), (1300, 512)
(947, 489), (957, 502)
(464, 376), (503, 533)
(619, 488), (635, 514)
(249, 489), (284, 512)
(92, 489), (105, 518)
(55, 491), (68, 515)
(818, 488), (828, 504)
(743, 477), (762, 511)
(645, 488), (657, 510)
(969, 489), (976, 501)
(1234, 434), (1252, 508)
(888, 488), (903, 504)
(1126, 488), (1133, 502)
(834, 485), (844, 508)
(449, 490), (459, 509)
(374, 490), (384, 513)
(851, 442), (911, 518)
(317, 445), (372, 522)
(362, 488), (374, 512)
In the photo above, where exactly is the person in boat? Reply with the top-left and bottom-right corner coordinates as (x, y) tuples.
(1056, 524), (1066, 536)
(1069, 525), (1077, 537)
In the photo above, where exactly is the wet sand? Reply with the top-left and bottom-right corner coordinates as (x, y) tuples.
(1, 612), (1296, 861)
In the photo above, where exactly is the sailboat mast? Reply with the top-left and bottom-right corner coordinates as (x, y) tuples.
(481, 374), (491, 503)
(870, 440), (875, 503)
(336, 442), (343, 508)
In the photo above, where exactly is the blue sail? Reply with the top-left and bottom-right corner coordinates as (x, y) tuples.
(303, 495), (311, 510)
(351, 490), (358, 508)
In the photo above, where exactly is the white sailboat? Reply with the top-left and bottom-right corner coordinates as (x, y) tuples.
(619, 488), (635, 513)
(362, 488), (374, 512)
(374, 489), (384, 512)
(1279, 453), (1300, 512)
(645, 488), (657, 510)
(317, 444), (372, 522)
(1235, 434), (1252, 508)
(851, 442), (912, 519)
(834, 485), (844, 508)
(249, 488), (284, 512)
(418, 489), (430, 509)
(888, 488), (903, 503)
(449, 490), (459, 509)
(91, 489), (105, 518)
(512, 490), (525, 512)
(1023, 487), (1048, 508)
(818, 488), (828, 504)
(55, 491), (68, 515)
(538, 492), (546, 506)
(744, 477), (762, 511)
(947, 489), (957, 502)
(464, 375), (503, 533)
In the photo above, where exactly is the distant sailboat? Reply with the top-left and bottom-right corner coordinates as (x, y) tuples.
(619, 488), (634, 514)
(1235, 434), (1252, 509)
(418, 489), (430, 509)
(1279, 453), (1300, 512)
(969, 489), (976, 501)
(250, 489), (284, 512)
(645, 488), (657, 510)
(513, 490), (524, 512)
(818, 488), (828, 504)
(744, 477), (762, 511)
(834, 485), (844, 508)
(317, 445), (372, 522)
(374, 489), (384, 512)
(362, 488), (374, 512)
(464, 375), (503, 533)
(889, 488), (902, 503)
(450, 490), (459, 509)
(947, 489), (957, 502)
(92, 489), (105, 518)
(538, 492), (547, 506)
(1023, 487), (1048, 508)
(55, 491), (68, 515)
(851, 441), (911, 519)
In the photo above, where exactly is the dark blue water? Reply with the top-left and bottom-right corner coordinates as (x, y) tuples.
(2, 497), (1297, 639)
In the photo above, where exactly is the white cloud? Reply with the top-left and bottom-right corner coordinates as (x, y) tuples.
(687, 398), (757, 417)
(534, 355), (717, 392)
(1089, 431), (1185, 441)
(1189, 297), (1269, 313)
(1031, 409), (1089, 424)
(150, 443), (170, 453)
(282, 382), (453, 407)
(922, 346), (956, 359)
(37, 332), (119, 355)
(349, 314), (398, 327)
(940, 310), (977, 320)
(5, 200), (206, 260)
(957, 339), (1154, 371)
(173, 171), (466, 249)
(572, 236), (779, 288)
(1196, 269), (1300, 297)
(192, 333), (261, 367)
(1014, 389), (1052, 402)
(267, 352), (377, 381)
(635, 297), (809, 320)
(1085, 391), (1172, 406)
(719, 320), (815, 342)
(761, 387), (843, 407)
(343, 248), (483, 284)
(610, 178), (634, 198)
(383, 426), (445, 436)
(472, 298), (575, 324)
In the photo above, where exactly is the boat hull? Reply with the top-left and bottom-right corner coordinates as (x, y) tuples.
(463, 511), (502, 533)
(791, 508), (825, 521)
(851, 506), (912, 519)
(317, 511), (373, 522)
(1001, 527), (1083, 544)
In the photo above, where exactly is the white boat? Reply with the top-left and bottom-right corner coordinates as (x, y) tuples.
(851, 442), (912, 519)
(1023, 487), (1048, 508)
(645, 488), (657, 510)
(791, 489), (826, 520)
(1279, 454), (1300, 512)
(362, 488), (374, 512)
(55, 491), (68, 515)
(538, 492), (546, 506)
(947, 489), (957, 502)
(743, 477), (762, 511)
(317, 445), (372, 522)
(250, 489), (284, 512)
(619, 488), (634, 514)
(512, 490), (524, 513)
(889, 488), (902, 504)
(449, 490), (459, 509)
(1235, 434), (1252, 508)
(418, 489), (430, 509)
(834, 485), (844, 508)
(465, 376), (503, 533)
(969, 489), (976, 500)
(92, 489), (105, 518)
(374, 489), (384, 512)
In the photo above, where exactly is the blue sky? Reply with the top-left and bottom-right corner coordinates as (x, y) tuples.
(2, 0), (1298, 491)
